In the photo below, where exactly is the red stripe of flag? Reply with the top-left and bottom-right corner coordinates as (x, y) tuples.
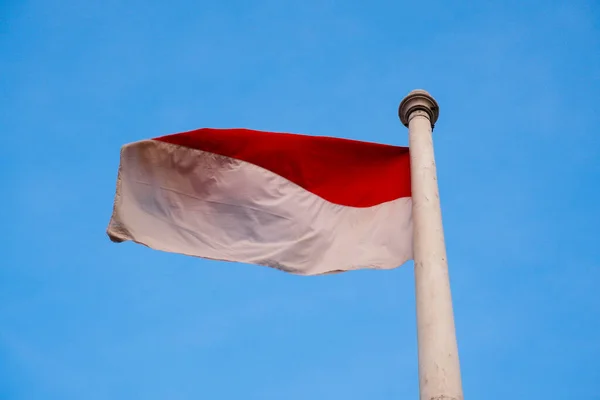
(155, 128), (411, 208)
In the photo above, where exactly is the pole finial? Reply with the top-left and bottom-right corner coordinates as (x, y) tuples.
(398, 89), (439, 128)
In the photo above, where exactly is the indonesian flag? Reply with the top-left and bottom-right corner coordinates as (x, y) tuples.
(107, 128), (413, 275)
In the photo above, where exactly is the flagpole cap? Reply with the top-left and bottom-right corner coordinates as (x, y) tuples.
(398, 89), (439, 128)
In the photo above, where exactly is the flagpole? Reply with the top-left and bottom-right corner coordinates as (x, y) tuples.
(399, 90), (464, 400)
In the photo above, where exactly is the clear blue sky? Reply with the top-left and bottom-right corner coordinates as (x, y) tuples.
(2, 1), (599, 398)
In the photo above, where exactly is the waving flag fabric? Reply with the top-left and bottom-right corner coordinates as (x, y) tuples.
(107, 128), (413, 275)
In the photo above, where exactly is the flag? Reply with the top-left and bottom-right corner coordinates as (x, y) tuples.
(107, 128), (413, 275)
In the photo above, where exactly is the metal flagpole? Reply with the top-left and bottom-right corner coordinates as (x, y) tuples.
(399, 90), (464, 400)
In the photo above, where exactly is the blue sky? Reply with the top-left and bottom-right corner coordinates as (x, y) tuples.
(2, 0), (599, 398)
